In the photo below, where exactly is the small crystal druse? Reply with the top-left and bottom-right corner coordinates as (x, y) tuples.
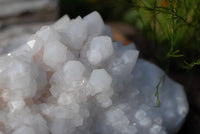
(0, 11), (188, 134)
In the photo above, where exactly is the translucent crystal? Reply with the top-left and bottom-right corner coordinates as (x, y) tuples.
(60, 17), (87, 50)
(12, 126), (36, 134)
(84, 11), (104, 36)
(52, 15), (70, 32)
(43, 41), (68, 70)
(0, 11), (188, 134)
(63, 60), (86, 81)
(87, 36), (113, 65)
(89, 69), (112, 94)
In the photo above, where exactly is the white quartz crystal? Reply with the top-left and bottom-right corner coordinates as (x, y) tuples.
(0, 11), (188, 134)
(12, 126), (36, 134)
(60, 17), (88, 50)
(86, 36), (113, 65)
(36, 26), (61, 43)
(89, 69), (112, 94)
(43, 41), (67, 70)
(52, 15), (70, 32)
(8, 98), (25, 112)
(84, 11), (105, 36)
(63, 61), (86, 81)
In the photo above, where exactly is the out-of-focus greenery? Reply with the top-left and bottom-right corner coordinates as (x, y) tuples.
(123, 0), (200, 72)
(60, 0), (200, 72)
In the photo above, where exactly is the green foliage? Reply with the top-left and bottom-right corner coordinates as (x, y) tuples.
(184, 58), (200, 70)
(123, 0), (200, 72)
(154, 74), (165, 107)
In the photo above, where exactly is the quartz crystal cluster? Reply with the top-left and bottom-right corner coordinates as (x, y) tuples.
(0, 11), (188, 134)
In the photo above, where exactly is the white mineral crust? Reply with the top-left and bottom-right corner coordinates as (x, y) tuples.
(0, 11), (188, 134)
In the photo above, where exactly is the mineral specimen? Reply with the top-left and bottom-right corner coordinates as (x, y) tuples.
(0, 11), (188, 134)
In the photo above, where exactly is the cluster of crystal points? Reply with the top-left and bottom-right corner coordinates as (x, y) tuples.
(0, 11), (188, 134)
